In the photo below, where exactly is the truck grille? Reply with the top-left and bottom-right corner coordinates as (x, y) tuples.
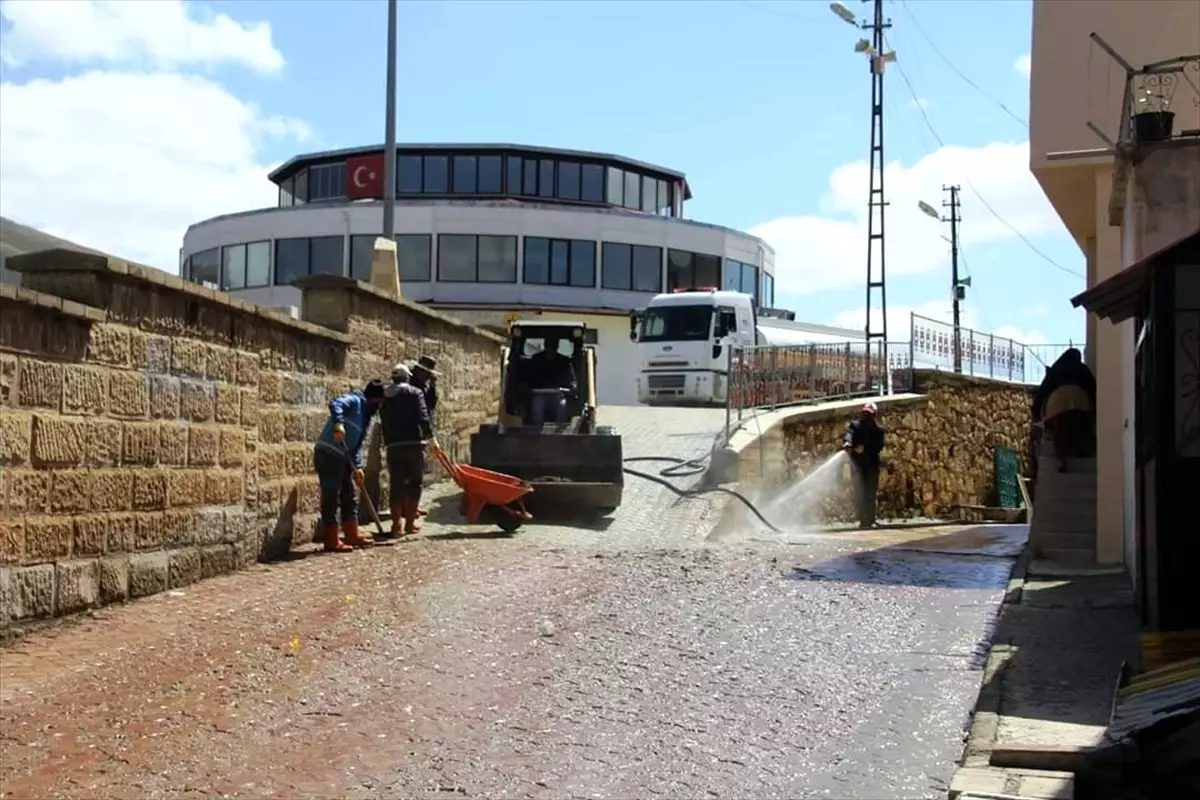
(647, 374), (686, 390)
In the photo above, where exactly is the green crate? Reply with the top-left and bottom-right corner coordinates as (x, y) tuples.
(993, 446), (1022, 509)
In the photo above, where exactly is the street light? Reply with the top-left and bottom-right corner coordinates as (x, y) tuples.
(917, 200), (940, 220)
(829, 2), (857, 25)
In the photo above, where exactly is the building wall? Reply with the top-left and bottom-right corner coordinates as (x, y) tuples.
(1030, 0), (1200, 567)
(182, 201), (775, 314)
(1030, 0), (1200, 244)
(1030, 0), (1200, 167)
(0, 251), (503, 633)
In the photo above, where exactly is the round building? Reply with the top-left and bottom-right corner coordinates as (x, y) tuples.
(181, 143), (776, 405)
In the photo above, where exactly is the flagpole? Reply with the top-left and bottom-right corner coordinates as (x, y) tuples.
(382, 0), (398, 240)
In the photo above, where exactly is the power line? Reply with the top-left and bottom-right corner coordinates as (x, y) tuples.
(886, 44), (1085, 279)
(730, 0), (833, 25)
(897, 0), (1029, 129)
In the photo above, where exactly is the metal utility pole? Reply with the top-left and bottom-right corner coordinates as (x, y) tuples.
(382, 0), (398, 240)
(944, 185), (963, 372)
(862, 0), (893, 391)
(832, 0), (894, 391)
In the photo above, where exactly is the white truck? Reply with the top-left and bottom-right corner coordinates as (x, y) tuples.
(629, 288), (867, 407)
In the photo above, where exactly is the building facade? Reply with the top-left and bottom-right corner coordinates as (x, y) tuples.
(1030, 0), (1200, 580)
(181, 144), (777, 405)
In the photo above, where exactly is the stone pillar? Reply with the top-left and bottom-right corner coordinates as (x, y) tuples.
(368, 237), (401, 299)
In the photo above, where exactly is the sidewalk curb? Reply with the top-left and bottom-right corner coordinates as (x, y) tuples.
(951, 543), (1031, 791)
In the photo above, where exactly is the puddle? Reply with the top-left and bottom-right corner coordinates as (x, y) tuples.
(790, 549), (1015, 591)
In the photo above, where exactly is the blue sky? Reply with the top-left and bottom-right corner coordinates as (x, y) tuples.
(0, 0), (1087, 347)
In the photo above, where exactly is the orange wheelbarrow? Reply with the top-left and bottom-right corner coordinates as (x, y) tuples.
(429, 441), (534, 533)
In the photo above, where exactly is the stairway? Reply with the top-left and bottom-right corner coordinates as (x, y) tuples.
(1029, 437), (1098, 566)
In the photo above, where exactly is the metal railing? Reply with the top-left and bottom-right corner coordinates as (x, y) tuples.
(726, 339), (906, 420)
(907, 313), (1074, 385)
(722, 314), (1076, 439)
(1090, 35), (1200, 150)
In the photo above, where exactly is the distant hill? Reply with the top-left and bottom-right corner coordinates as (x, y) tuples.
(0, 216), (107, 286)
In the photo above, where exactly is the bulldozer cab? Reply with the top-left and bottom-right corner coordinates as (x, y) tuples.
(473, 318), (623, 515)
(500, 321), (598, 432)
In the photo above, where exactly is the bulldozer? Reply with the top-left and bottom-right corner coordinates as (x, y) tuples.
(469, 320), (624, 516)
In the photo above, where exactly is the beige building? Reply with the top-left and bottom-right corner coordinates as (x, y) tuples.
(1030, 0), (1200, 573)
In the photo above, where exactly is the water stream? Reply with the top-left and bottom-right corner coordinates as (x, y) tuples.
(759, 451), (850, 530)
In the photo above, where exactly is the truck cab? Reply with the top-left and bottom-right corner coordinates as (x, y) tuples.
(629, 288), (756, 406)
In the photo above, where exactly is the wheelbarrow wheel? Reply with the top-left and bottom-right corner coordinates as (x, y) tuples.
(485, 505), (524, 534)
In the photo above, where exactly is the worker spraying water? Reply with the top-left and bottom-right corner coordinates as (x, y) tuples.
(842, 402), (886, 529)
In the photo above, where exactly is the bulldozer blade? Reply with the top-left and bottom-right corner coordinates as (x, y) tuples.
(525, 480), (623, 513)
(469, 425), (624, 513)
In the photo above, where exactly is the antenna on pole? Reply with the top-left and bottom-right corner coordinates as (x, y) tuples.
(831, 0), (894, 392)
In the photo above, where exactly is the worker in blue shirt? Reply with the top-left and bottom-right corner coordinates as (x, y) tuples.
(313, 379), (387, 552)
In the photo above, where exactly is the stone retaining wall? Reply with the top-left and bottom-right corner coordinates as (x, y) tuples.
(1, 250), (503, 633)
(734, 370), (1034, 523)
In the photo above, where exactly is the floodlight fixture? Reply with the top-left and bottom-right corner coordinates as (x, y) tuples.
(854, 38), (873, 54)
(829, 3), (857, 26)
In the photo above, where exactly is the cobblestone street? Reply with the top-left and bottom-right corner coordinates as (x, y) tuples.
(0, 489), (1026, 800)
(1, 399), (1025, 800)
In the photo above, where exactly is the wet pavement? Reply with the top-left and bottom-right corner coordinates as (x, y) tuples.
(1, 467), (1026, 800)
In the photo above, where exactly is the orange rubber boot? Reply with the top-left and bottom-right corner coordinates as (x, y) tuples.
(342, 519), (374, 548)
(322, 523), (353, 553)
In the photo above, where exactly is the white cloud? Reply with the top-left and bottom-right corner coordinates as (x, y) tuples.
(749, 140), (1060, 296)
(0, 2), (309, 272)
(1013, 53), (1031, 80)
(831, 299), (1049, 347)
(908, 97), (933, 110)
(0, 0), (285, 74)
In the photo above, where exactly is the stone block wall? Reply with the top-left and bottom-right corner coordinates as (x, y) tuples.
(736, 370), (1034, 523)
(1, 250), (502, 633)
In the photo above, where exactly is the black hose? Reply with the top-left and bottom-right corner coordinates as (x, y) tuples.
(622, 456), (783, 534)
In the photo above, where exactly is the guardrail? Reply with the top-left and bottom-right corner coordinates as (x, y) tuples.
(908, 313), (1073, 385)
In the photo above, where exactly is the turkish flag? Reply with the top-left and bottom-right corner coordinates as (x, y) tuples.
(346, 154), (385, 199)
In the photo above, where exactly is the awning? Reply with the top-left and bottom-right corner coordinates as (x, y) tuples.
(1072, 228), (1200, 323)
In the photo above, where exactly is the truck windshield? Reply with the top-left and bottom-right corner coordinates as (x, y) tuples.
(639, 305), (713, 343)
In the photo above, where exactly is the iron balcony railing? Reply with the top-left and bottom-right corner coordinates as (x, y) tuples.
(1090, 35), (1200, 149)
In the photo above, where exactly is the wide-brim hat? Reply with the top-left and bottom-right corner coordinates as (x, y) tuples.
(412, 355), (439, 376)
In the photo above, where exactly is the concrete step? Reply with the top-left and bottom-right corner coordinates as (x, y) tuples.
(1032, 509), (1095, 527)
(1037, 457), (1096, 475)
(1031, 519), (1097, 537)
(1032, 500), (1097, 520)
(1033, 488), (1097, 510)
(1035, 470), (1097, 488)
(1037, 546), (1098, 568)
(1037, 532), (1098, 552)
